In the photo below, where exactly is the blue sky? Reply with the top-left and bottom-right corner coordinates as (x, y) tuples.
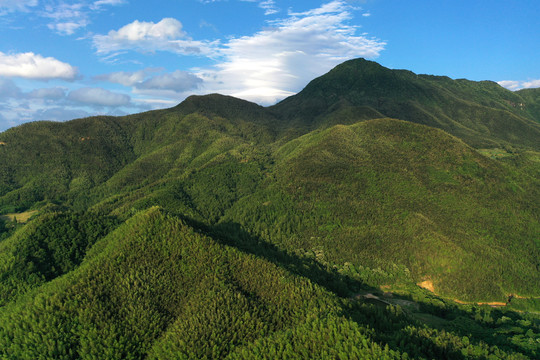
(0, 0), (539, 131)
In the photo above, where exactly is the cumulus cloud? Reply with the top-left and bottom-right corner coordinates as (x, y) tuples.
(522, 79), (540, 89)
(42, 2), (88, 35)
(94, 69), (157, 86)
(0, 79), (66, 103)
(197, 0), (385, 104)
(93, 18), (218, 56)
(498, 79), (540, 91)
(48, 21), (89, 36)
(0, 0), (37, 15)
(0, 52), (78, 80)
(95, 69), (203, 103)
(498, 80), (521, 91)
(28, 87), (66, 99)
(68, 87), (131, 107)
(95, 68), (202, 94)
(135, 71), (203, 92)
(0, 78), (22, 99)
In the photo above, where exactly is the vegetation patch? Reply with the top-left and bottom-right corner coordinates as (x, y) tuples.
(1, 210), (38, 223)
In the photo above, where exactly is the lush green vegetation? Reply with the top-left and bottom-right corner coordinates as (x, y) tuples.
(271, 58), (540, 149)
(0, 58), (538, 358)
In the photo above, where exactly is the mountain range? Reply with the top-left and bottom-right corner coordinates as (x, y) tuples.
(0, 58), (539, 359)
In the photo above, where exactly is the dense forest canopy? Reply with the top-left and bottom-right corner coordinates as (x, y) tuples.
(0, 58), (539, 359)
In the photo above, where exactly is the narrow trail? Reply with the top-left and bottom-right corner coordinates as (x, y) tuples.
(416, 280), (533, 308)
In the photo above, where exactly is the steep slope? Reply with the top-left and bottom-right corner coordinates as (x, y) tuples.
(223, 119), (540, 301)
(1, 208), (537, 359)
(0, 208), (400, 359)
(517, 87), (540, 123)
(271, 58), (540, 149)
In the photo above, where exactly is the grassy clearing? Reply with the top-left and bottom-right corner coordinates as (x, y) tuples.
(477, 148), (516, 159)
(1, 210), (38, 223)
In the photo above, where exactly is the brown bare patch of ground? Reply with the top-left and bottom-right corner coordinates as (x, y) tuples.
(417, 280), (435, 293)
(478, 302), (507, 307)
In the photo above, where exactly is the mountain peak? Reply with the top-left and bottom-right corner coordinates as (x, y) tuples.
(272, 58), (540, 149)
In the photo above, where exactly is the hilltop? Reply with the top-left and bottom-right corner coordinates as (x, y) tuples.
(272, 58), (540, 149)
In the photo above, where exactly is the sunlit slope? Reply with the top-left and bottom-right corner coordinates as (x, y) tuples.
(271, 58), (540, 149)
(0, 207), (401, 359)
(224, 119), (540, 301)
(0, 94), (277, 212)
(516, 87), (540, 123)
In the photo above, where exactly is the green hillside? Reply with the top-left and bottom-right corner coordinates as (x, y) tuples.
(1, 208), (538, 359)
(271, 58), (540, 149)
(0, 58), (539, 358)
(516, 88), (540, 123)
(223, 119), (539, 301)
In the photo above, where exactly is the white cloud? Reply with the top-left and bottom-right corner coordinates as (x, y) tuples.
(43, 2), (85, 21)
(522, 79), (540, 89)
(33, 107), (92, 122)
(197, 0), (385, 104)
(135, 71), (203, 92)
(68, 87), (131, 106)
(498, 79), (540, 91)
(94, 69), (157, 86)
(0, 52), (78, 80)
(109, 18), (184, 41)
(91, 1), (383, 105)
(42, 0), (125, 35)
(498, 80), (521, 91)
(28, 87), (66, 99)
(93, 18), (219, 56)
(134, 98), (177, 107)
(0, 79), (66, 103)
(0, 0), (37, 15)
(48, 20), (89, 36)
(92, 0), (126, 8)
(259, 0), (279, 15)
(238, 0), (279, 15)
(94, 68), (202, 95)
(0, 78), (22, 99)
(289, 0), (349, 16)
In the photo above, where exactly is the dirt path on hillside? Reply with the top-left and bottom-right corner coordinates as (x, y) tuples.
(417, 280), (513, 307)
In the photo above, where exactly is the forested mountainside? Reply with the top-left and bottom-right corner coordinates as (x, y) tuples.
(0, 58), (539, 359)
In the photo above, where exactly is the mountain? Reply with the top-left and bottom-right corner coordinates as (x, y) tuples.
(272, 58), (540, 149)
(0, 58), (539, 359)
